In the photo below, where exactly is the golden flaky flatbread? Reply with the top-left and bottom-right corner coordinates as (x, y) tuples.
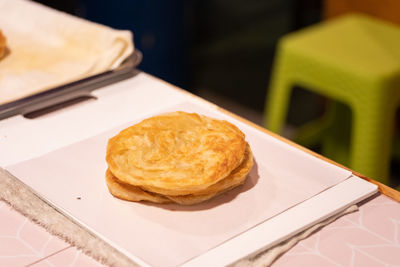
(106, 112), (246, 195)
(166, 144), (253, 204)
(105, 169), (171, 204)
(157, 143), (252, 196)
(105, 144), (253, 205)
(0, 30), (6, 59)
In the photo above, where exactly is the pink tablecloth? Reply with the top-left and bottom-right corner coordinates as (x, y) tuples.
(274, 194), (400, 267)
(0, 194), (399, 266)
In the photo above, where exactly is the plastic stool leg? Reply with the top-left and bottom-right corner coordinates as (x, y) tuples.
(264, 82), (292, 133)
(350, 102), (395, 184)
(322, 101), (351, 166)
(294, 100), (335, 148)
(264, 65), (293, 134)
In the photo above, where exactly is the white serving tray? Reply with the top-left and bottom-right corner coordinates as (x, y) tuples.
(0, 73), (378, 266)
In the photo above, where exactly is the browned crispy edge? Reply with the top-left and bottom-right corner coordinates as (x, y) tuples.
(0, 30), (6, 59)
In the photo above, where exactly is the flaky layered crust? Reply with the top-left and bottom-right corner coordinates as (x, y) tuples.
(105, 169), (172, 204)
(105, 144), (253, 205)
(106, 112), (246, 194)
(0, 30), (6, 59)
(166, 144), (253, 204)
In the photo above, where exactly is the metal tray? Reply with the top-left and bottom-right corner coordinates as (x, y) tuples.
(0, 50), (142, 120)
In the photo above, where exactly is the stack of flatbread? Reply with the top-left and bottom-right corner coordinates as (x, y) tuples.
(105, 111), (254, 205)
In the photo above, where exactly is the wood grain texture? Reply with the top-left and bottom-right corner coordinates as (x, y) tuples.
(324, 0), (400, 26)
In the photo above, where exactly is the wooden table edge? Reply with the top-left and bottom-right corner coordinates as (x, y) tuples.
(151, 74), (400, 202)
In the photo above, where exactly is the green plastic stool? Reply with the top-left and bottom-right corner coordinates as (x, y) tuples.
(264, 14), (400, 184)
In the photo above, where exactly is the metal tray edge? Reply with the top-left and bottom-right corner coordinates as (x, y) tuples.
(0, 50), (142, 120)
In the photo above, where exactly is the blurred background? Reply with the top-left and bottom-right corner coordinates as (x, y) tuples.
(33, 0), (400, 188)
(33, 0), (322, 124)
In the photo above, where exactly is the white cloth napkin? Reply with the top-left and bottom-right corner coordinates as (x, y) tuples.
(234, 205), (358, 266)
(0, 0), (134, 105)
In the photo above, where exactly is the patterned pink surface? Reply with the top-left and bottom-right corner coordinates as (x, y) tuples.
(0, 201), (103, 267)
(29, 247), (104, 267)
(0, 194), (399, 266)
(273, 194), (400, 267)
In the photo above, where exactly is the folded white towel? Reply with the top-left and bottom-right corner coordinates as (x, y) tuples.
(0, 0), (134, 105)
(234, 205), (358, 266)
